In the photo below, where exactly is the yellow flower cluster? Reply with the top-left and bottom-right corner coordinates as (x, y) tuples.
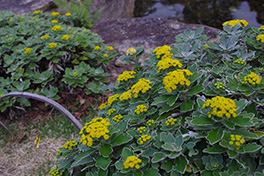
(79, 117), (110, 147)
(163, 69), (193, 93)
(117, 71), (136, 84)
(204, 44), (210, 48)
(51, 20), (58, 23)
(257, 34), (264, 43)
(112, 114), (123, 122)
(146, 120), (154, 126)
(62, 35), (71, 40)
(126, 48), (137, 55)
(222, 19), (248, 27)
(51, 25), (63, 31)
(104, 54), (109, 57)
(33, 17), (38, 20)
(123, 156), (142, 169)
(134, 104), (147, 115)
(120, 90), (132, 101)
(157, 57), (183, 73)
(94, 46), (101, 50)
(202, 96), (237, 118)
(107, 108), (116, 116)
(49, 168), (62, 176)
(165, 118), (177, 126)
(234, 59), (245, 64)
(8, 37), (13, 41)
(229, 134), (245, 150)
(131, 78), (152, 98)
(24, 48), (32, 55)
(62, 140), (77, 151)
(107, 46), (114, 51)
(259, 67), (264, 72)
(98, 102), (108, 110)
(33, 10), (40, 15)
(153, 45), (173, 59)
(65, 12), (71, 16)
(138, 135), (151, 145)
(41, 35), (50, 40)
(260, 26), (264, 30)
(73, 72), (78, 77)
(49, 43), (57, 48)
(214, 82), (225, 90)
(107, 94), (120, 106)
(242, 72), (261, 85)
(57, 149), (62, 156)
(52, 12), (60, 17)
(137, 126), (146, 133)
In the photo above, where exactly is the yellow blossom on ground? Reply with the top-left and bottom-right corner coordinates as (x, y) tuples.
(65, 12), (71, 16)
(24, 48), (33, 55)
(94, 46), (101, 50)
(79, 117), (110, 147)
(41, 35), (50, 40)
(134, 104), (147, 115)
(163, 69), (193, 93)
(123, 156), (142, 169)
(52, 12), (60, 17)
(256, 34), (264, 43)
(203, 96), (237, 118)
(126, 48), (137, 55)
(51, 25), (63, 31)
(49, 168), (62, 176)
(242, 72), (261, 85)
(62, 35), (71, 40)
(131, 78), (151, 98)
(222, 19), (248, 27)
(49, 43), (57, 48)
(33, 10), (40, 15)
(117, 71), (136, 84)
(107, 46), (114, 51)
(51, 20), (58, 23)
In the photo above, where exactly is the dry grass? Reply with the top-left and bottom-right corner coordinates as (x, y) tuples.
(0, 135), (72, 176)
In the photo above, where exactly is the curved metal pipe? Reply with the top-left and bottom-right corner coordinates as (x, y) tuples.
(0, 92), (83, 131)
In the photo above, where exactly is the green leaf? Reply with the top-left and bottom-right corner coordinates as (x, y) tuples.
(203, 145), (227, 154)
(167, 94), (179, 106)
(98, 168), (108, 176)
(122, 147), (134, 159)
(57, 158), (73, 170)
(144, 168), (161, 176)
(197, 98), (205, 108)
(133, 169), (143, 176)
(71, 156), (93, 168)
(95, 156), (111, 170)
(152, 152), (167, 163)
(152, 95), (172, 106)
(242, 143), (262, 153)
(191, 116), (213, 126)
(187, 85), (204, 96)
(99, 144), (113, 157)
(111, 132), (133, 146)
(180, 100), (195, 112)
(189, 72), (203, 83)
(227, 150), (237, 158)
(235, 99), (247, 115)
(161, 159), (174, 172)
(206, 128), (224, 144)
(173, 155), (188, 174)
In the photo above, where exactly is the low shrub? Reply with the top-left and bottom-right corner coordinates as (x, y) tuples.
(55, 21), (264, 175)
(0, 10), (117, 114)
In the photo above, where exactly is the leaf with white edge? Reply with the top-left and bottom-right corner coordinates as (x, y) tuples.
(191, 116), (214, 126)
(203, 145), (227, 154)
(242, 143), (262, 153)
(161, 159), (174, 172)
(111, 132), (133, 146)
(181, 100), (195, 112)
(95, 156), (111, 170)
(167, 94), (179, 106)
(234, 99), (247, 115)
(187, 84), (204, 96)
(189, 72), (203, 83)
(57, 158), (73, 170)
(229, 115), (254, 127)
(71, 156), (93, 169)
(99, 144), (113, 157)
(122, 147), (134, 159)
(234, 128), (258, 139)
(152, 95), (172, 106)
(98, 168), (108, 176)
(206, 128), (224, 144)
(133, 169), (143, 176)
(227, 150), (238, 159)
(197, 98), (205, 108)
(152, 152), (167, 163)
(173, 155), (188, 174)
(144, 168), (161, 176)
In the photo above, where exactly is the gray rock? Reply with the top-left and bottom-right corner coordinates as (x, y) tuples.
(0, 0), (53, 14)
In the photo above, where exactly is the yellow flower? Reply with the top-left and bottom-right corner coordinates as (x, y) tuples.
(214, 82), (225, 90)
(131, 78), (151, 98)
(257, 34), (264, 43)
(94, 46), (101, 50)
(41, 35), (50, 40)
(51, 20), (58, 23)
(117, 71), (136, 84)
(98, 102), (107, 110)
(123, 156), (142, 169)
(138, 135), (151, 144)
(52, 12), (60, 17)
(51, 25), (63, 31)
(33, 10), (40, 15)
(73, 72), (78, 77)
(107, 94), (120, 106)
(163, 69), (193, 93)
(65, 12), (71, 16)
(49, 168), (62, 176)
(112, 114), (123, 122)
(49, 43), (57, 48)
(222, 19), (248, 27)
(234, 59), (245, 65)
(242, 72), (261, 85)
(165, 118), (177, 126)
(24, 48), (33, 55)
(156, 57), (183, 73)
(153, 45), (173, 59)
(260, 25), (264, 30)
(107, 46), (114, 51)
(146, 120), (154, 126)
(119, 90), (132, 101)
(61, 140), (77, 150)
(134, 104), (147, 115)
(33, 17), (38, 20)
(137, 126), (146, 133)
(104, 54), (109, 57)
(204, 44), (209, 48)
(62, 35), (71, 40)
(107, 108), (116, 116)
(126, 48), (137, 55)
